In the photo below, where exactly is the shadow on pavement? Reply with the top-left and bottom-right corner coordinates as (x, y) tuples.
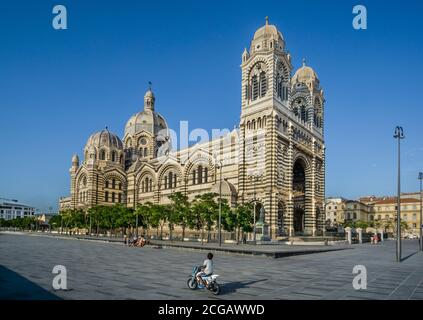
(0, 265), (61, 300)
(401, 250), (420, 262)
(220, 278), (268, 295)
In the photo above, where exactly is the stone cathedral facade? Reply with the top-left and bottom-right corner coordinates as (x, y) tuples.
(60, 19), (326, 238)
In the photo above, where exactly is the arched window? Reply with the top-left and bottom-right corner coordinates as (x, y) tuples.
(259, 71), (267, 97)
(119, 154), (123, 164)
(164, 176), (168, 189)
(300, 106), (307, 122)
(112, 192), (115, 203)
(173, 173), (177, 188)
(149, 178), (153, 192)
(192, 170), (196, 185)
(277, 73), (283, 99)
(118, 193), (122, 203)
(197, 166), (203, 184)
(105, 180), (109, 188)
(112, 179), (116, 189)
(144, 148), (148, 157)
(105, 191), (109, 202)
(204, 167), (208, 183)
(111, 151), (116, 162)
(141, 181), (145, 193)
(257, 118), (262, 129)
(100, 150), (106, 160)
(168, 172), (173, 189)
(251, 75), (259, 101)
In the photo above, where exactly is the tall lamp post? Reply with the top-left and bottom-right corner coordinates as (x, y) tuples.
(249, 174), (259, 245)
(135, 211), (139, 238)
(419, 172), (423, 251)
(394, 126), (404, 262)
(218, 159), (223, 247)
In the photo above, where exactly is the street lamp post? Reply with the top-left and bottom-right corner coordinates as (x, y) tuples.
(136, 212), (139, 238)
(419, 172), (423, 251)
(89, 214), (92, 236)
(249, 175), (259, 245)
(394, 126), (404, 262)
(218, 160), (223, 247)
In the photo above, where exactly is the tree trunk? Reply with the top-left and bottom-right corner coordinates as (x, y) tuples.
(201, 227), (204, 245)
(182, 225), (186, 242)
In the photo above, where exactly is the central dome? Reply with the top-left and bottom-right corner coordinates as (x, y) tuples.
(124, 88), (170, 142)
(124, 110), (168, 137)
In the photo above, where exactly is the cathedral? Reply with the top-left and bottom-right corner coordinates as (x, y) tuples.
(59, 18), (326, 238)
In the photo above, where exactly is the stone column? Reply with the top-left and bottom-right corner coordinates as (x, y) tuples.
(345, 227), (352, 244)
(356, 228), (363, 244)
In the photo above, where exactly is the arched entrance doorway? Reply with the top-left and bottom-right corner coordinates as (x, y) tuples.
(294, 207), (305, 233)
(292, 159), (306, 235)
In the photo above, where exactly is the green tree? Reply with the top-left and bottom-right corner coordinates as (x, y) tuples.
(87, 205), (104, 235)
(235, 203), (254, 243)
(189, 197), (206, 244)
(168, 192), (191, 241)
(115, 204), (134, 236)
(220, 199), (236, 242)
(49, 214), (62, 231)
(190, 193), (219, 243)
(136, 202), (154, 237)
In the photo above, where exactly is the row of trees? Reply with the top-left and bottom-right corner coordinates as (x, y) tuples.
(341, 218), (409, 232)
(51, 192), (256, 244)
(0, 216), (38, 230)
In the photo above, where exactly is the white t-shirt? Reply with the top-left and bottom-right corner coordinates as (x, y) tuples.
(203, 259), (214, 275)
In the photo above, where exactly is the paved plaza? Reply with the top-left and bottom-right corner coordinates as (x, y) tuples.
(1, 232), (423, 300)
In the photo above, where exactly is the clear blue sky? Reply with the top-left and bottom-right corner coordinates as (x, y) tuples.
(0, 0), (422, 212)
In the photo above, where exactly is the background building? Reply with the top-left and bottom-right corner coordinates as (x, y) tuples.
(0, 198), (36, 220)
(325, 192), (422, 235)
(60, 18), (326, 239)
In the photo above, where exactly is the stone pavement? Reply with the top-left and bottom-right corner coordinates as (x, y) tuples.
(1, 232), (423, 300)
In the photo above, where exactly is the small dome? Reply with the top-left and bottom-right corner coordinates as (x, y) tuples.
(85, 128), (123, 151)
(292, 60), (319, 88)
(253, 23), (284, 42)
(250, 17), (284, 52)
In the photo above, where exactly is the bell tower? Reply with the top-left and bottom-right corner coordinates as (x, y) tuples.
(238, 17), (293, 239)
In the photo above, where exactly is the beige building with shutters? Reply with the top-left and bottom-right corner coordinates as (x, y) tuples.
(60, 18), (326, 239)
